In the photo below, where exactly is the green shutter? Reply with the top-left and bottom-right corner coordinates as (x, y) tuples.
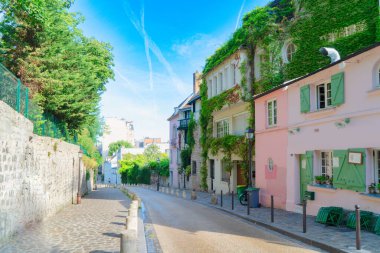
(333, 149), (366, 192)
(300, 85), (310, 113)
(300, 151), (313, 200)
(331, 72), (345, 106)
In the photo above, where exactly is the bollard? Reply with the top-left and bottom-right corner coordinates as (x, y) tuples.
(303, 199), (307, 233)
(182, 190), (186, 199)
(211, 191), (218, 205)
(355, 205), (361, 250)
(271, 195), (274, 223)
(247, 191), (250, 215)
(176, 189), (179, 197)
(191, 190), (197, 200)
(231, 191), (234, 210)
(120, 229), (137, 253)
(220, 190), (223, 207)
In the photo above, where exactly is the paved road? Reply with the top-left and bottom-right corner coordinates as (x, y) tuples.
(0, 187), (130, 253)
(133, 187), (323, 253)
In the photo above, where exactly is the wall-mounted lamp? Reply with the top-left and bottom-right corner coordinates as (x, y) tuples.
(288, 127), (300, 135)
(335, 118), (350, 128)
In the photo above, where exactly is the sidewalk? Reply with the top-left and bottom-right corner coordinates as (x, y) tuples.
(139, 185), (379, 253)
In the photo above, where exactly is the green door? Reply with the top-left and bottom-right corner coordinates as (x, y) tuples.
(300, 151), (313, 201)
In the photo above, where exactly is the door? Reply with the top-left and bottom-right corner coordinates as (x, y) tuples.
(236, 162), (245, 185)
(300, 151), (313, 201)
(210, 160), (215, 191)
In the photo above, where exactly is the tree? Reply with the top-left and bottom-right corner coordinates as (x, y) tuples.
(143, 144), (161, 161)
(0, 0), (114, 134)
(108, 140), (133, 156)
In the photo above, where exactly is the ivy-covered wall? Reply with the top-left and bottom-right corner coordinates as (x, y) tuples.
(198, 0), (379, 190)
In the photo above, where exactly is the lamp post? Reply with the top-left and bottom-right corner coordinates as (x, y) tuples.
(77, 149), (83, 204)
(156, 158), (160, 191)
(245, 128), (254, 187)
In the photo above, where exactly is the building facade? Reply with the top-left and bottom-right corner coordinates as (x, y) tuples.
(204, 49), (252, 194)
(255, 87), (288, 209)
(255, 43), (380, 215)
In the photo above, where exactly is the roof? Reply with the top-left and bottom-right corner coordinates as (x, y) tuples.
(188, 92), (200, 104)
(167, 93), (193, 121)
(254, 42), (380, 100)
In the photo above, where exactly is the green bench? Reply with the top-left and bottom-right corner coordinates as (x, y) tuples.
(316, 206), (344, 226)
(346, 211), (373, 231)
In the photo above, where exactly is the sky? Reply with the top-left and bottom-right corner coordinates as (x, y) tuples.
(71, 0), (270, 141)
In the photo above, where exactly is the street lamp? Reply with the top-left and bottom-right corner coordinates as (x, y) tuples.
(245, 127), (254, 187)
(156, 157), (160, 191)
(77, 149), (83, 204)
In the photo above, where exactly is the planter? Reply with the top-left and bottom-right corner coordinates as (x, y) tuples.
(369, 187), (376, 194)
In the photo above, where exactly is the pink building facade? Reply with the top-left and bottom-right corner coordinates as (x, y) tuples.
(255, 43), (380, 215)
(255, 88), (288, 209)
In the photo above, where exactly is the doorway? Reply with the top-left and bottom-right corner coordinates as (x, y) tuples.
(210, 159), (215, 191)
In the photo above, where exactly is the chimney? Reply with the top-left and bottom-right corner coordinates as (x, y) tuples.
(193, 71), (201, 94)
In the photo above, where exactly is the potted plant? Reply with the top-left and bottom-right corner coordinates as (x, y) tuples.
(315, 176), (323, 184)
(326, 175), (333, 186)
(368, 183), (376, 194)
(377, 183), (380, 192)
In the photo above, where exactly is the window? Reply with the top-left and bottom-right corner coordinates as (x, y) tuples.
(208, 79), (212, 97)
(320, 151), (333, 178)
(184, 110), (190, 119)
(282, 41), (296, 63)
(221, 161), (230, 182)
(224, 67), (229, 89)
(267, 99), (277, 127)
(213, 76), (218, 95)
(219, 72), (223, 92)
(192, 161), (197, 175)
(216, 119), (230, 138)
(317, 83), (332, 109)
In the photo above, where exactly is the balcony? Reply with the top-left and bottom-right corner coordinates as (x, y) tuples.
(178, 118), (189, 130)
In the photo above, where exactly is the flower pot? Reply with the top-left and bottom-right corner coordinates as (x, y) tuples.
(369, 187), (376, 194)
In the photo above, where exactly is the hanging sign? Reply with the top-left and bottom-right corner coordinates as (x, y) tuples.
(348, 152), (362, 165)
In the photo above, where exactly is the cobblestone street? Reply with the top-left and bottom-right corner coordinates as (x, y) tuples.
(0, 187), (130, 253)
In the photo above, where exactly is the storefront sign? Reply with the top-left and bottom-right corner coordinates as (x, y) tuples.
(348, 152), (362, 164)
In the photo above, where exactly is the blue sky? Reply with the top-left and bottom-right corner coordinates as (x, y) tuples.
(71, 0), (270, 141)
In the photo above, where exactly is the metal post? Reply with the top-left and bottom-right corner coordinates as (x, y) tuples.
(303, 199), (307, 233)
(232, 191), (234, 210)
(248, 139), (253, 187)
(25, 88), (29, 118)
(16, 79), (21, 112)
(247, 191), (250, 215)
(220, 190), (223, 207)
(355, 205), (361, 250)
(271, 195), (274, 223)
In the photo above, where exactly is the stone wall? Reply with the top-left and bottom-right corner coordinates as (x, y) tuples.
(0, 101), (86, 245)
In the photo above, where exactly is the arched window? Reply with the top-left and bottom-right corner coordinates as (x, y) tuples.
(282, 41), (296, 64)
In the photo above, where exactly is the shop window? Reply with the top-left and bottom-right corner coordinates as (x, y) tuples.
(216, 119), (230, 138)
(267, 99), (277, 127)
(317, 83), (332, 109)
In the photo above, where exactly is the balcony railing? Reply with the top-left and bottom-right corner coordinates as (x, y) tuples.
(178, 118), (189, 130)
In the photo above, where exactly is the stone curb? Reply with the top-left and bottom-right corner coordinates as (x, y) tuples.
(144, 186), (347, 253)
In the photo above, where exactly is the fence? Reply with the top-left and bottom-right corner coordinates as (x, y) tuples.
(0, 63), (80, 146)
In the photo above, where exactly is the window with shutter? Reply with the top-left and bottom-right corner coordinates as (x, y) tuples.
(333, 149), (366, 192)
(300, 84), (310, 113)
(300, 151), (313, 200)
(331, 72), (345, 106)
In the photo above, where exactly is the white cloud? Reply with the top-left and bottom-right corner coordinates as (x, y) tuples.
(235, 0), (247, 30)
(122, 0), (188, 95)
